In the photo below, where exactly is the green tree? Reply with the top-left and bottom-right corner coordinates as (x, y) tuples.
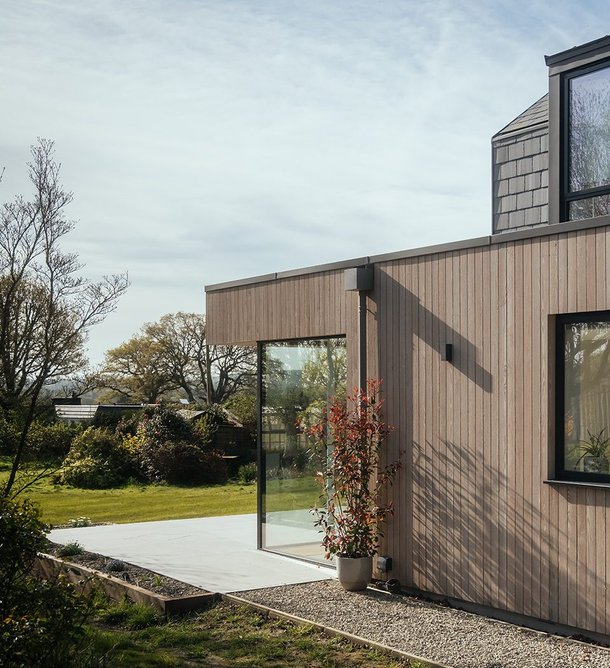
(101, 312), (255, 404)
(0, 139), (129, 497)
(101, 334), (175, 403)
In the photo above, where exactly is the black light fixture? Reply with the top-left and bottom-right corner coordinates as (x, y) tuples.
(441, 343), (453, 362)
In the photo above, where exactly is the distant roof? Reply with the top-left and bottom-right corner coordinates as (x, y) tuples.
(55, 403), (147, 422)
(493, 94), (548, 140)
(177, 408), (244, 428)
(177, 409), (206, 421)
(55, 405), (98, 421)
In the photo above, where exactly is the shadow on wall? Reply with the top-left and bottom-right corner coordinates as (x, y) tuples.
(372, 268), (492, 394)
(372, 266), (605, 635)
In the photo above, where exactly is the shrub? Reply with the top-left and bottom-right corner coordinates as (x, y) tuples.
(140, 440), (228, 485)
(193, 412), (219, 445)
(59, 427), (135, 489)
(27, 420), (82, 461)
(187, 404), (228, 446)
(57, 541), (84, 557)
(224, 391), (257, 437)
(0, 414), (20, 455)
(0, 497), (93, 667)
(105, 559), (126, 573)
(137, 407), (194, 446)
(93, 406), (142, 430)
(237, 462), (257, 484)
(115, 410), (144, 439)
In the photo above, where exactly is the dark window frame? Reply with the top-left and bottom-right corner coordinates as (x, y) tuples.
(560, 58), (610, 222)
(256, 333), (347, 554)
(555, 310), (610, 483)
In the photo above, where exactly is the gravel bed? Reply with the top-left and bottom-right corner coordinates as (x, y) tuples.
(237, 580), (610, 668)
(45, 542), (206, 598)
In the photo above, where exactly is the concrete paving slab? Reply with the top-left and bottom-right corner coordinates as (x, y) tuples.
(49, 513), (335, 593)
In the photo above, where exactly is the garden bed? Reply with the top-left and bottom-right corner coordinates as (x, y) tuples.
(34, 543), (217, 616)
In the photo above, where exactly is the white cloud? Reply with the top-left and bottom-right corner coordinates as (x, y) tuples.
(0, 0), (607, 361)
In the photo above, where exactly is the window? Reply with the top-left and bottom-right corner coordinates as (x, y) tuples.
(563, 61), (610, 221)
(259, 336), (346, 561)
(556, 312), (610, 482)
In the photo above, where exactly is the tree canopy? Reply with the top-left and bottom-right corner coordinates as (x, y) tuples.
(101, 312), (255, 405)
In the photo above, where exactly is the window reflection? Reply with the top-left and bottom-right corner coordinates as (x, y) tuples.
(261, 337), (346, 562)
(569, 66), (610, 194)
(563, 321), (610, 475)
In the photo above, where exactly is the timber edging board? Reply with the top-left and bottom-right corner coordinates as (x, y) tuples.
(33, 553), (218, 616)
(222, 592), (451, 668)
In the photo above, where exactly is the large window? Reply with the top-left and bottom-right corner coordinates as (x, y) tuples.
(556, 313), (610, 482)
(563, 61), (610, 221)
(259, 336), (346, 562)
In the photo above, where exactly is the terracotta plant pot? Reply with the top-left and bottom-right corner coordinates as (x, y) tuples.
(336, 555), (372, 591)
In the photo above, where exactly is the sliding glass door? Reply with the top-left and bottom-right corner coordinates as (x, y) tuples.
(259, 337), (346, 562)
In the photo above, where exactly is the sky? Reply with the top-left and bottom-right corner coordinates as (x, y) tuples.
(0, 0), (608, 364)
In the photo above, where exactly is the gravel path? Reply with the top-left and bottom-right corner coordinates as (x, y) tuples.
(237, 580), (610, 668)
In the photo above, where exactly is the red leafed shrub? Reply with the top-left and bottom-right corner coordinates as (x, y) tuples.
(305, 380), (400, 559)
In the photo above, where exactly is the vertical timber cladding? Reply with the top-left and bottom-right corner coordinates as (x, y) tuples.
(205, 224), (610, 636)
(205, 269), (361, 390)
(372, 225), (610, 637)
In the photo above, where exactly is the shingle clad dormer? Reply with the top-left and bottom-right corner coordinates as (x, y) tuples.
(492, 95), (549, 233)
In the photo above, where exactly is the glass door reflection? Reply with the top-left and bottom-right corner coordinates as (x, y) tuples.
(260, 337), (346, 563)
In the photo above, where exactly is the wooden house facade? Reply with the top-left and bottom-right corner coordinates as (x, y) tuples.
(205, 37), (610, 641)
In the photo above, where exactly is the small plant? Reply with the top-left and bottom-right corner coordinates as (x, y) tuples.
(238, 462), (257, 484)
(58, 541), (84, 557)
(105, 559), (127, 573)
(576, 428), (610, 472)
(98, 599), (162, 630)
(305, 380), (400, 559)
(67, 516), (92, 528)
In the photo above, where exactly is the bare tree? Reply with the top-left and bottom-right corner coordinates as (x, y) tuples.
(0, 139), (129, 496)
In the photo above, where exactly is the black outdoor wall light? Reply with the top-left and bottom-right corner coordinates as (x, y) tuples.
(441, 343), (453, 362)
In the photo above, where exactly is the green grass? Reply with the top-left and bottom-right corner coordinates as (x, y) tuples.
(0, 458), (257, 525)
(22, 479), (258, 526)
(83, 599), (415, 667)
(0, 458), (325, 526)
(265, 475), (321, 512)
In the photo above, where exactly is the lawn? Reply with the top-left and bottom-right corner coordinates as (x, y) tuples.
(0, 458), (320, 525)
(85, 598), (416, 667)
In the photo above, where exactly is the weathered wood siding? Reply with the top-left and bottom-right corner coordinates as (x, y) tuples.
(206, 225), (610, 637)
(375, 225), (610, 637)
(206, 269), (360, 388)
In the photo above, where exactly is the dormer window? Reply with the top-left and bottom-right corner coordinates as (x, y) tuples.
(546, 36), (610, 226)
(564, 61), (610, 221)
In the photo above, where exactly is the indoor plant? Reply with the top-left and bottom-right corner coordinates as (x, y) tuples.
(305, 380), (399, 591)
(576, 428), (610, 473)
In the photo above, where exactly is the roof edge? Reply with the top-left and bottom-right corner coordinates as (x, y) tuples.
(205, 217), (610, 293)
(545, 35), (610, 67)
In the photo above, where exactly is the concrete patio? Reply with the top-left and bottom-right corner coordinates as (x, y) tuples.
(49, 513), (335, 593)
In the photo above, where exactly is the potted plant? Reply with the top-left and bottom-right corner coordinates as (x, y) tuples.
(576, 428), (610, 473)
(305, 380), (399, 591)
